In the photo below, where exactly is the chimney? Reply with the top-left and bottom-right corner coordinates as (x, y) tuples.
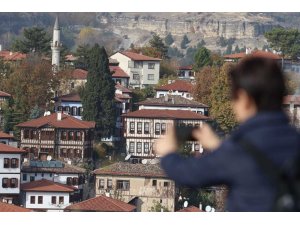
(199, 203), (202, 211)
(57, 112), (62, 121)
(0, 44), (2, 51)
(245, 48), (251, 55)
(164, 95), (169, 102)
(168, 80), (172, 84)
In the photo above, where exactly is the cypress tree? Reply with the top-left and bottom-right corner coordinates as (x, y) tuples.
(81, 44), (116, 140)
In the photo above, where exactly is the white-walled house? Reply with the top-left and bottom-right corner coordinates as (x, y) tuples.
(0, 131), (17, 147)
(110, 51), (161, 89)
(0, 143), (25, 204)
(155, 80), (194, 100)
(20, 179), (75, 212)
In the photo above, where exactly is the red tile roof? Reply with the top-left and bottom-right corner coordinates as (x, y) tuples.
(54, 93), (81, 102)
(0, 131), (14, 139)
(0, 143), (25, 154)
(71, 69), (88, 80)
(0, 202), (31, 212)
(177, 206), (204, 212)
(115, 83), (132, 93)
(0, 51), (27, 61)
(155, 80), (193, 92)
(21, 179), (76, 192)
(0, 90), (11, 97)
(177, 65), (193, 70)
(123, 109), (209, 120)
(17, 113), (95, 129)
(283, 95), (300, 105)
(110, 66), (129, 78)
(64, 195), (136, 212)
(224, 50), (281, 60)
(120, 51), (161, 61)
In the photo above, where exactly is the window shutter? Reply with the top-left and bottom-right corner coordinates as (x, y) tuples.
(8, 159), (11, 168)
(16, 158), (19, 168)
(15, 178), (19, 188)
(7, 178), (11, 188)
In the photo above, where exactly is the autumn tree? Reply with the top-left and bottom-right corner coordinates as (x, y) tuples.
(209, 63), (237, 133)
(12, 27), (51, 55)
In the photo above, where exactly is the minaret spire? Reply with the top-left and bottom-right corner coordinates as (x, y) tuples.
(51, 15), (61, 73)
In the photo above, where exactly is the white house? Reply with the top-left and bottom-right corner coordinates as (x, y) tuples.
(0, 143), (25, 204)
(110, 51), (161, 89)
(20, 179), (75, 212)
(177, 65), (195, 81)
(136, 95), (209, 116)
(155, 80), (194, 100)
(0, 131), (17, 147)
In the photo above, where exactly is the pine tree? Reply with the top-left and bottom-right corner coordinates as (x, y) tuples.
(165, 33), (174, 46)
(29, 105), (43, 119)
(81, 44), (116, 140)
(193, 47), (212, 72)
(180, 35), (190, 49)
(149, 34), (168, 59)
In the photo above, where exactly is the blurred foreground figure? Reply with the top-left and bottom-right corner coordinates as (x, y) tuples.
(156, 56), (300, 211)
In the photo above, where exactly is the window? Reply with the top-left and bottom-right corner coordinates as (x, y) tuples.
(152, 180), (157, 187)
(63, 106), (70, 113)
(144, 142), (149, 154)
(71, 107), (77, 116)
(67, 177), (73, 185)
(159, 94), (164, 98)
(107, 179), (112, 189)
(134, 61), (143, 68)
(73, 177), (79, 185)
(144, 122), (149, 134)
(99, 179), (105, 189)
(137, 122), (142, 134)
(147, 74), (154, 80)
(41, 173), (44, 177)
(129, 142), (135, 153)
(137, 142), (142, 153)
(30, 196), (35, 204)
(71, 82), (75, 89)
(51, 196), (56, 205)
(23, 174), (27, 181)
(10, 178), (18, 188)
(38, 196), (43, 204)
(30, 176), (35, 182)
(155, 123), (160, 135)
(50, 173), (53, 178)
(129, 122), (135, 134)
(148, 63), (155, 69)
(24, 129), (30, 139)
(61, 131), (67, 140)
(116, 180), (130, 191)
(133, 74), (140, 80)
(57, 106), (63, 112)
(2, 178), (8, 188)
(161, 123), (166, 135)
(75, 131), (81, 141)
(69, 131), (74, 140)
(78, 107), (83, 116)
(195, 144), (200, 151)
(59, 196), (64, 204)
(3, 158), (10, 168)
(164, 182), (169, 187)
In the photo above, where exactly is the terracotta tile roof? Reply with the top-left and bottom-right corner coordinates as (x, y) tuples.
(65, 54), (78, 61)
(93, 162), (167, 178)
(115, 83), (132, 93)
(72, 69), (88, 79)
(177, 65), (193, 70)
(115, 94), (131, 101)
(137, 95), (208, 108)
(110, 66), (129, 78)
(177, 206), (204, 212)
(224, 50), (281, 60)
(0, 51), (26, 61)
(16, 113), (95, 129)
(21, 179), (76, 192)
(155, 80), (193, 92)
(54, 93), (81, 102)
(0, 143), (25, 154)
(122, 109), (209, 120)
(64, 195), (136, 212)
(22, 160), (86, 174)
(0, 202), (31, 212)
(0, 131), (14, 139)
(0, 90), (11, 97)
(283, 95), (300, 105)
(120, 51), (161, 61)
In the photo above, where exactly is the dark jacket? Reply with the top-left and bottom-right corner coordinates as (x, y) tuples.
(161, 111), (300, 211)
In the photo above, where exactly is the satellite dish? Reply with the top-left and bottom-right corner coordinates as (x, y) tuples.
(141, 159), (148, 164)
(46, 155), (52, 161)
(183, 201), (188, 208)
(205, 205), (212, 212)
(125, 154), (131, 161)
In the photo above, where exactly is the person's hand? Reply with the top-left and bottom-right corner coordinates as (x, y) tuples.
(193, 123), (221, 151)
(154, 125), (177, 157)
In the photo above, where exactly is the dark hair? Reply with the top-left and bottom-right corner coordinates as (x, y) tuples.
(229, 56), (286, 111)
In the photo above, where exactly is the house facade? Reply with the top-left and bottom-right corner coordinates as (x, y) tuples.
(17, 112), (95, 163)
(0, 131), (17, 147)
(93, 162), (175, 212)
(155, 80), (194, 100)
(177, 65), (195, 80)
(53, 93), (83, 120)
(0, 143), (25, 204)
(110, 51), (161, 89)
(20, 179), (75, 212)
(122, 109), (210, 158)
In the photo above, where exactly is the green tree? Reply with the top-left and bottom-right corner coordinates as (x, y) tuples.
(265, 27), (300, 59)
(149, 34), (168, 59)
(81, 44), (116, 140)
(74, 44), (91, 70)
(234, 45), (240, 53)
(180, 34), (190, 49)
(209, 63), (237, 133)
(193, 47), (212, 72)
(150, 201), (170, 212)
(1, 98), (14, 133)
(165, 33), (174, 46)
(29, 105), (43, 119)
(11, 27), (51, 55)
(224, 44), (233, 55)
